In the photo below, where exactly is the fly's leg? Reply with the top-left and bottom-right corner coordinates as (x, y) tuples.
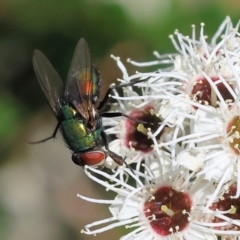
(101, 130), (135, 174)
(28, 122), (60, 144)
(100, 130), (124, 166)
(98, 80), (160, 127)
(101, 112), (160, 127)
(97, 79), (146, 111)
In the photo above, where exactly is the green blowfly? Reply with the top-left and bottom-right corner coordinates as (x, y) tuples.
(30, 38), (143, 168)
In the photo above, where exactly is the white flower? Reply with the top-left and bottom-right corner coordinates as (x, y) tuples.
(78, 165), (228, 240)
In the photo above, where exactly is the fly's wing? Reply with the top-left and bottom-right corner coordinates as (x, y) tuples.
(64, 38), (94, 120)
(33, 50), (64, 117)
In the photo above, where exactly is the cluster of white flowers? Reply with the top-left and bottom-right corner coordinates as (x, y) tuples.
(78, 17), (240, 239)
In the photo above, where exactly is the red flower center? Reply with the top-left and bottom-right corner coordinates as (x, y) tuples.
(211, 184), (240, 230)
(191, 77), (234, 108)
(124, 105), (163, 153)
(144, 186), (192, 236)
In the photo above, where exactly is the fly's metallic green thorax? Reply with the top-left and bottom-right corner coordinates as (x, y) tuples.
(60, 105), (102, 152)
(60, 104), (76, 120)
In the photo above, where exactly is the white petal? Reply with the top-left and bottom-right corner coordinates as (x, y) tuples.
(203, 152), (234, 182)
(177, 149), (205, 171)
(109, 195), (139, 220)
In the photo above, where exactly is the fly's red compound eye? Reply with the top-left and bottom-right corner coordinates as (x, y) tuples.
(81, 151), (105, 166)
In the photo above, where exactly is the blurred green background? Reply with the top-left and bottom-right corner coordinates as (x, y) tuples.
(0, 0), (239, 239)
